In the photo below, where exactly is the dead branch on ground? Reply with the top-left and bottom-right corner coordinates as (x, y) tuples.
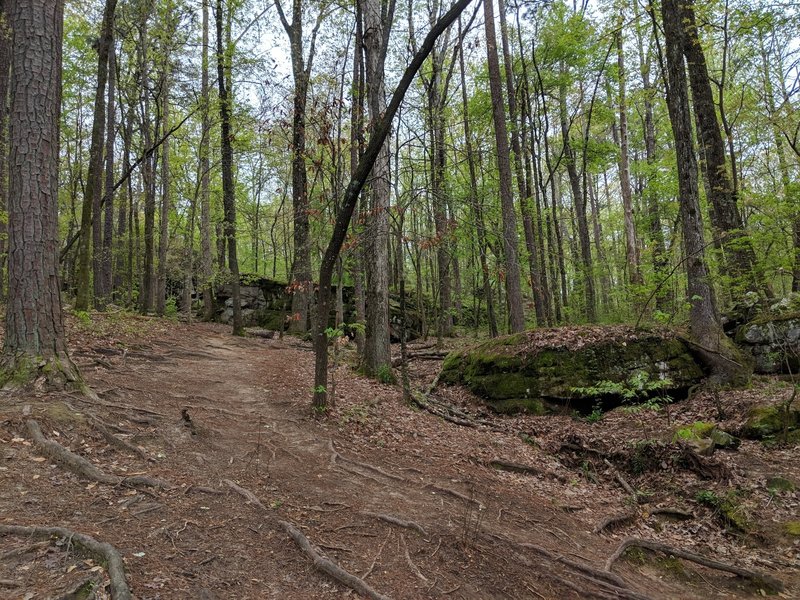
(0, 524), (132, 600)
(279, 520), (391, 600)
(223, 478), (268, 511)
(605, 537), (783, 593)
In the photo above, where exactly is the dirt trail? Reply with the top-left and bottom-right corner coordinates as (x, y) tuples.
(1, 319), (797, 599)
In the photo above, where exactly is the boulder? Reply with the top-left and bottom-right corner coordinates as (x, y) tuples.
(740, 404), (800, 439)
(672, 421), (740, 455)
(735, 312), (800, 374)
(440, 325), (704, 413)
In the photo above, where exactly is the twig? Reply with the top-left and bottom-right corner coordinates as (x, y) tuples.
(605, 537), (783, 593)
(362, 533), (390, 579)
(0, 525), (132, 600)
(279, 520), (391, 600)
(603, 459), (636, 496)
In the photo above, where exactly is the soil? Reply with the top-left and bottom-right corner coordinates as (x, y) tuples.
(0, 313), (798, 599)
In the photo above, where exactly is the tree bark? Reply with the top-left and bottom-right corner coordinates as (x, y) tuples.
(156, 66), (170, 315)
(360, 0), (395, 374)
(200, 0), (214, 320)
(101, 43), (116, 305)
(3, 0), (79, 388)
(0, 0), (11, 301)
(483, 0), (525, 333)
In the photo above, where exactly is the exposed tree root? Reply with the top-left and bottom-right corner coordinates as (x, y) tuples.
(0, 524), (132, 600)
(401, 534), (428, 582)
(605, 537), (783, 593)
(650, 507), (693, 520)
(223, 478), (268, 511)
(88, 415), (148, 459)
(602, 459), (637, 497)
(593, 511), (638, 534)
(410, 388), (504, 433)
(362, 511), (428, 537)
(425, 484), (480, 506)
(328, 440), (404, 482)
(486, 458), (568, 483)
(279, 520), (391, 600)
(25, 419), (169, 489)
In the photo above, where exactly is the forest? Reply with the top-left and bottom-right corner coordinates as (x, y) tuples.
(0, 0), (799, 598)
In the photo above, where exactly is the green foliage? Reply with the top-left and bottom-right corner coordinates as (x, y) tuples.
(585, 402), (604, 424)
(376, 364), (395, 385)
(572, 371), (673, 407)
(74, 310), (92, 327)
(165, 297), (178, 318)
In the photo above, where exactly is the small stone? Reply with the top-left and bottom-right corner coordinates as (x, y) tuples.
(709, 428), (740, 450)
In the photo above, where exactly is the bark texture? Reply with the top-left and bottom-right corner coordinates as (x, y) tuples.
(4, 0), (78, 386)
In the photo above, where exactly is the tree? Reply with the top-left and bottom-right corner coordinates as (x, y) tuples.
(2, 0), (79, 388)
(313, 0), (475, 410)
(360, 0), (395, 375)
(484, 0), (525, 332)
(215, 0), (243, 335)
(275, 0), (325, 333)
(75, 0), (117, 311)
(661, 0), (747, 384)
(0, 0), (11, 300)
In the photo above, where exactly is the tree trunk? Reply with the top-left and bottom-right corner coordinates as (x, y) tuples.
(483, 0), (524, 333)
(559, 77), (595, 322)
(459, 15), (497, 337)
(615, 12), (642, 287)
(679, 0), (758, 293)
(101, 43), (116, 305)
(139, 9), (156, 313)
(3, 0), (79, 388)
(200, 0), (214, 320)
(661, 0), (748, 384)
(76, 0), (116, 312)
(498, 0), (545, 325)
(360, 0), (394, 375)
(215, 0), (242, 335)
(312, 0), (474, 409)
(156, 67), (170, 316)
(0, 0), (11, 301)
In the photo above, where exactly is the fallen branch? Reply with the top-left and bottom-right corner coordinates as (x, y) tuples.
(605, 537), (783, 593)
(650, 508), (693, 520)
(0, 524), (132, 600)
(603, 459), (636, 497)
(362, 511), (428, 537)
(593, 511), (638, 534)
(279, 520), (391, 600)
(25, 420), (168, 490)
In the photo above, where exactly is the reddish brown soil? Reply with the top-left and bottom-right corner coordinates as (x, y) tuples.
(0, 314), (798, 599)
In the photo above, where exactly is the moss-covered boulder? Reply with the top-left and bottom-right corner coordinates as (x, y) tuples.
(740, 405), (800, 439)
(440, 326), (704, 413)
(672, 422), (740, 455)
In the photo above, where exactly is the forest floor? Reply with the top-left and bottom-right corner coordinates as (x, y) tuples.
(0, 312), (798, 600)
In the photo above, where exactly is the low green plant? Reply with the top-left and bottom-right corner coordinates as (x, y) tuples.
(585, 402), (604, 424)
(165, 296), (178, 318)
(74, 310), (92, 326)
(376, 363), (395, 384)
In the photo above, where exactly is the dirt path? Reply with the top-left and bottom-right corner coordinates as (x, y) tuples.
(1, 319), (797, 599)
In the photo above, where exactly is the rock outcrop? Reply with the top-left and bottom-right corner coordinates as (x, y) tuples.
(440, 326), (704, 413)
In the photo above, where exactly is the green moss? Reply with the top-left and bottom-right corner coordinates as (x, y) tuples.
(784, 521), (800, 536)
(696, 489), (749, 533)
(488, 398), (546, 414)
(742, 405), (799, 439)
(766, 477), (796, 493)
(674, 421), (716, 441)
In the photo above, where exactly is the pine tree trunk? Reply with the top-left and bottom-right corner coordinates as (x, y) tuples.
(200, 0), (214, 320)
(101, 44), (116, 304)
(0, 0), (11, 301)
(156, 68), (170, 316)
(3, 0), (79, 388)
